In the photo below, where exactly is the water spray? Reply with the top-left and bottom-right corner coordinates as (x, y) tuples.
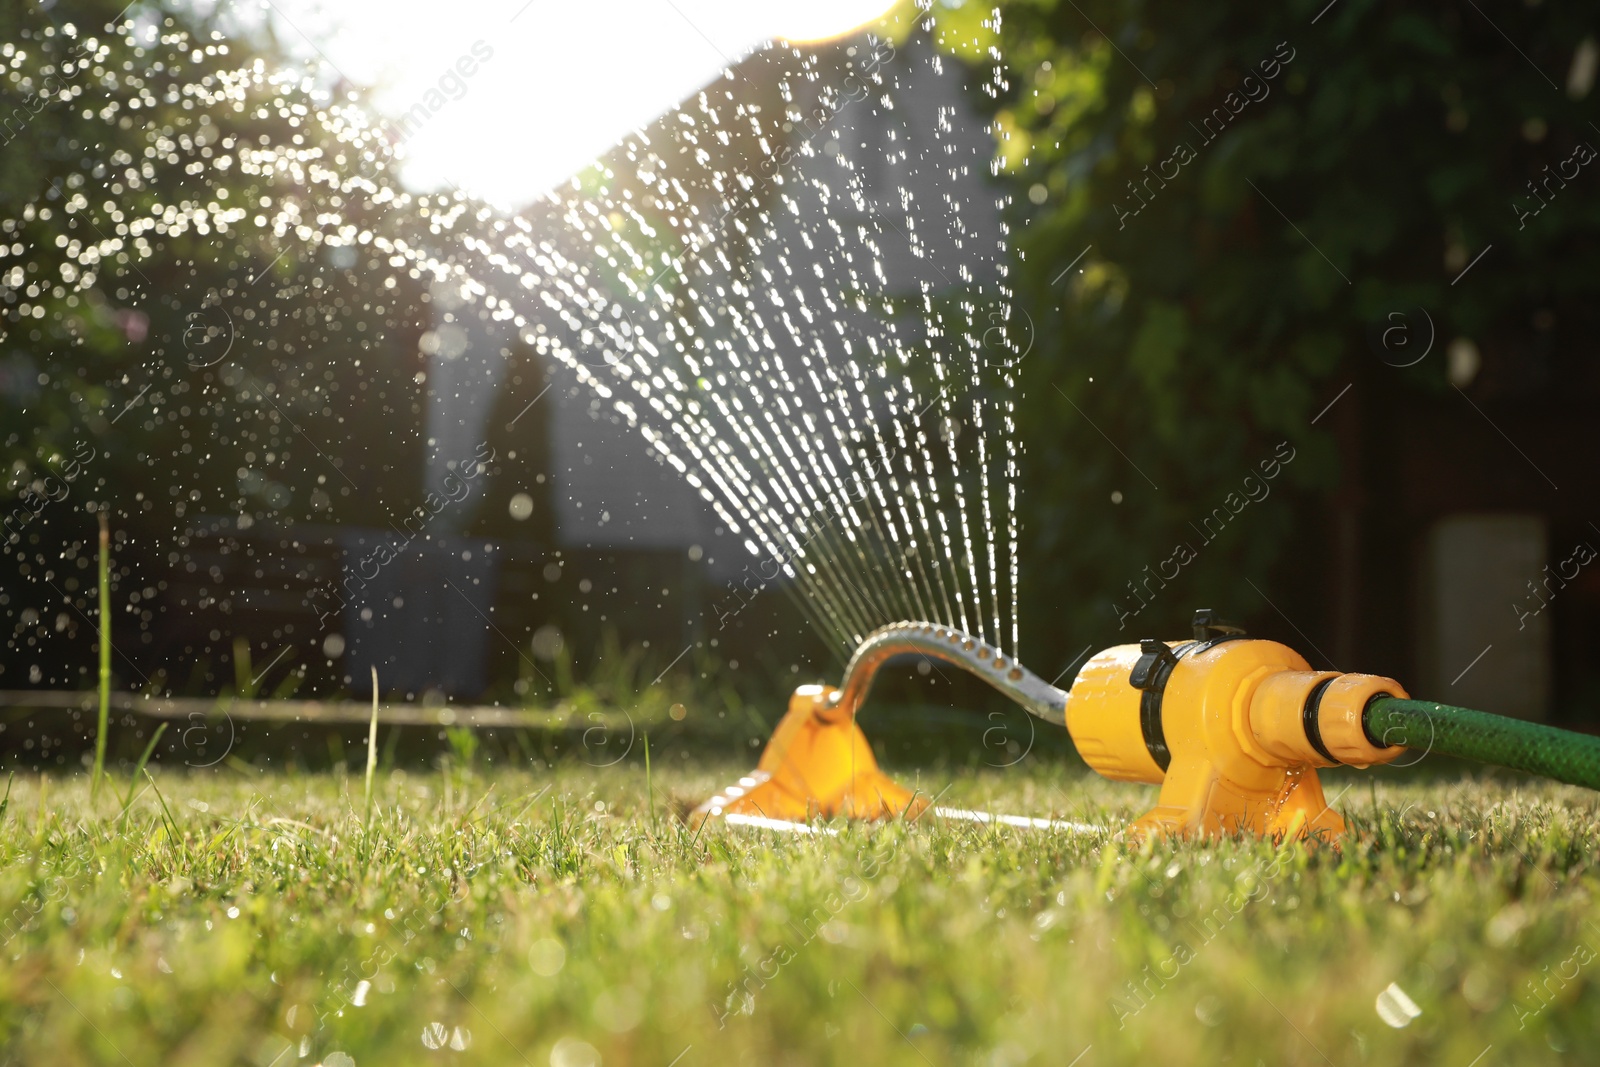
(695, 609), (1600, 840)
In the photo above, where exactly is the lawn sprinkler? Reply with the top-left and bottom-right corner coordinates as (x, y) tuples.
(694, 609), (1600, 840)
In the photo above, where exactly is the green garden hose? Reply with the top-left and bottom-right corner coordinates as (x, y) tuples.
(1365, 697), (1600, 792)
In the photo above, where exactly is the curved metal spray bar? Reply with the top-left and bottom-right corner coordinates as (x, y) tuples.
(822, 621), (1069, 727)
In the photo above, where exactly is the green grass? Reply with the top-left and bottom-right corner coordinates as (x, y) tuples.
(2, 758), (1598, 1066)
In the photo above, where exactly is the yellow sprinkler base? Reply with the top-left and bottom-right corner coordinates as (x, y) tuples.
(690, 684), (927, 827)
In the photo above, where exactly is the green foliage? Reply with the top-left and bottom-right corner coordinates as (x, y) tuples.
(515, 627), (763, 749)
(0, 2), (439, 687)
(937, 0), (1600, 650)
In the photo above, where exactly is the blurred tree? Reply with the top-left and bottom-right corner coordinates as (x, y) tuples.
(0, 1), (431, 691)
(932, 0), (1600, 662)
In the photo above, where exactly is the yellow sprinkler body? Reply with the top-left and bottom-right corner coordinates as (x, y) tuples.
(695, 611), (1410, 841)
(1064, 612), (1407, 839)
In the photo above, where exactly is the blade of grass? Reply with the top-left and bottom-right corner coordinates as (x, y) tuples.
(644, 731), (655, 826)
(380, 721), (402, 770)
(92, 510), (111, 803)
(461, 783), (497, 819)
(32, 774), (47, 847)
(493, 783), (551, 824)
(120, 722), (168, 819)
(233, 636), (253, 698)
(0, 770), (12, 825)
(270, 660), (305, 700)
(365, 666), (379, 824)
(144, 768), (182, 856)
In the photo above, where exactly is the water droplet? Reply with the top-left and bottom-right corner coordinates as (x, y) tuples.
(549, 1037), (601, 1067)
(1375, 982), (1422, 1028)
(529, 938), (566, 976)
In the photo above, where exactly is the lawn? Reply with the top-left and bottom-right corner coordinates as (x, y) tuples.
(1, 754), (1597, 1066)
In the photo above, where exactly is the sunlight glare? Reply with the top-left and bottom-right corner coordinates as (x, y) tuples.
(242, 0), (905, 209)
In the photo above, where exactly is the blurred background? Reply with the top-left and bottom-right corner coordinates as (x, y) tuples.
(2, 0), (1598, 768)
